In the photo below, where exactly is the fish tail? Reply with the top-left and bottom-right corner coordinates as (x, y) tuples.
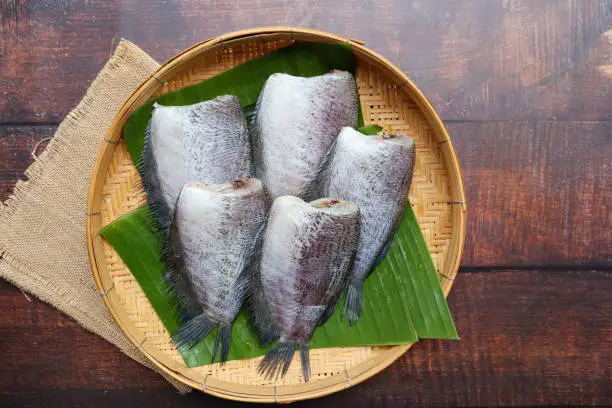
(299, 342), (311, 382)
(212, 323), (233, 364)
(342, 278), (364, 325)
(257, 339), (297, 381)
(171, 314), (216, 352)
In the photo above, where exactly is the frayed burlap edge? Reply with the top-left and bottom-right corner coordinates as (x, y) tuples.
(0, 40), (190, 393)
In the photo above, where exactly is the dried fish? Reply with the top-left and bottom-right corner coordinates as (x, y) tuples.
(252, 71), (358, 200)
(252, 196), (360, 380)
(169, 179), (269, 363)
(308, 127), (416, 323)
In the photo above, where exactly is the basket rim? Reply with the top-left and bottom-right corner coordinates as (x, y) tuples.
(86, 26), (466, 403)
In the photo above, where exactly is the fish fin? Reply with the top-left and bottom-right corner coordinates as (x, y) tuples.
(299, 342), (311, 382)
(317, 294), (343, 326)
(161, 265), (201, 323)
(134, 117), (150, 175)
(317, 303), (335, 327)
(302, 136), (338, 201)
(176, 301), (201, 324)
(246, 221), (280, 347)
(248, 283), (280, 346)
(341, 205), (401, 325)
(372, 235), (394, 271)
(350, 72), (360, 128)
(161, 199), (203, 323)
(212, 323), (233, 364)
(244, 105), (258, 178)
(319, 217), (359, 328)
(171, 314), (217, 352)
(342, 278), (364, 325)
(230, 251), (252, 312)
(138, 117), (172, 235)
(257, 339), (297, 381)
(319, 220), (359, 327)
(371, 218), (402, 271)
(162, 271), (202, 323)
(253, 316), (279, 347)
(158, 196), (177, 264)
(240, 217), (267, 297)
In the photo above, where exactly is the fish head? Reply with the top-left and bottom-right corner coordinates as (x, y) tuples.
(182, 177), (263, 196)
(176, 178), (265, 222)
(378, 133), (415, 151)
(269, 196), (359, 223)
(309, 197), (359, 216)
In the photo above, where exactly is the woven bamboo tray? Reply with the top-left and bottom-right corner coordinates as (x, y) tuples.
(86, 27), (466, 403)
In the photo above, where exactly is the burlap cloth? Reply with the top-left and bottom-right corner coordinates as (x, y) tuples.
(0, 40), (190, 393)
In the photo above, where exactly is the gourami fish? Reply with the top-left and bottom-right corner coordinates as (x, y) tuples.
(168, 179), (269, 363)
(252, 196), (360, 381)
(140, 95), (252, 232)
(307, 127), (416, 324)
(252, 71), (358, 200)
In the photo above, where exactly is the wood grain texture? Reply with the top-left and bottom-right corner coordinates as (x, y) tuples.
(1, 0), (611, 123)
(451, 120), (612, 267)
(0, 126), (55, 199)
(1, 270), (610, 407)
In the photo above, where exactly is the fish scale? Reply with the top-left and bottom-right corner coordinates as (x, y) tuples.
(307, 127), (416, 324)
(168, 179), (269, 364)
(140, 95), (252, 233)
(252, 71), (358, 201)
(251, 196), (360, 381)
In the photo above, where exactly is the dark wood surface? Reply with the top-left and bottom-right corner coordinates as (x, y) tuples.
(1, 1), (610, 406)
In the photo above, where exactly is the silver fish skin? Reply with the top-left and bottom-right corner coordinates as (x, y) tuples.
(254, 196), (360, 381)
(309, 127), (416, 324)
(169, 178), (269, 363)
(141, 95), (252, 232)
(252, 71), (358, 200)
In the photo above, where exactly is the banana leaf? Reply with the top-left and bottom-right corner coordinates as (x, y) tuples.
(102, 41), (457, 368)
(357, 124), (383, 135)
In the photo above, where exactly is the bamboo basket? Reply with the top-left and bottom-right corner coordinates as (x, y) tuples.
(86, 27), (466, 403)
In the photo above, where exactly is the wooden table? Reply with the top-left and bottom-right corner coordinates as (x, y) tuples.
(1, 1), (610, 406)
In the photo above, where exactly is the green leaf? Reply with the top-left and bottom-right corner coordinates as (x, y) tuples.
(380, 206), (459, 339)
(102, 42), (457, 367)
(357, 125), (383, 135)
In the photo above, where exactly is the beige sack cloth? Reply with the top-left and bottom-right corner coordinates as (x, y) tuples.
(0, 40), (190, 393)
